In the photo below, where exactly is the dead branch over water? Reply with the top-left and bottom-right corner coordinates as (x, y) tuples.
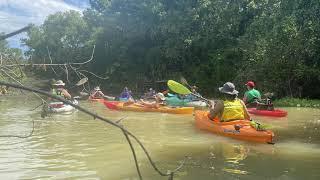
(0, 81), (188, 180)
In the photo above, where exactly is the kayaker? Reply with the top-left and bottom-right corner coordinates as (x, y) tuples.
(184, 85), (202, 101)
(90, 86), (105, 99)
(50, 80), (72, 100)
(119, 87), (133, 101)
(243, 81), (261, 108)
(208, 82), (250, 122)
(139, 92), (166, 108)
(256, 92), (275, 111)
(142, 88), (156, 100)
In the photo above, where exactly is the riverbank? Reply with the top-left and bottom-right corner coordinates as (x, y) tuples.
(274, 98), (320, 108)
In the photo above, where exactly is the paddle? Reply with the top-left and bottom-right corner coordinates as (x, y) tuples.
(75, 77), (88, 86)
(167, 80), (210, 103)
(68, 78), (89, 99)
(180, 76), (200, 93)
(103, 95), (116, 100)
(69, 77), (89, 89)
(180, 76), (193, 89)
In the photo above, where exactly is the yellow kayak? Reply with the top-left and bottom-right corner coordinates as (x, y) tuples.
(103, 101), (194, 114)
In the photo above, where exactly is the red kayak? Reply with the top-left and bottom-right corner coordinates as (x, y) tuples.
(103, 101), (120, 110)
(247, 108), (287, 117)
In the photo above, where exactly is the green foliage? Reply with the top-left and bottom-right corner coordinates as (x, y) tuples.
(22, 11), (93, 77)
(23, 0), (320, 97)
(0, 38), (23, 59)
(0, 38), (25, 82)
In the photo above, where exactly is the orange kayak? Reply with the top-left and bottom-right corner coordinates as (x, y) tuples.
(103, 101), (194, 114)
(194, 110), (275, 144)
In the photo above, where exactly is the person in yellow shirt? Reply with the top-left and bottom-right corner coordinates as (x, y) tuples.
(208, 82), (250, 122)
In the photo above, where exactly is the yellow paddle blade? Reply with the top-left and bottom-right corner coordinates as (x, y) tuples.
(167, 80), (192, 95)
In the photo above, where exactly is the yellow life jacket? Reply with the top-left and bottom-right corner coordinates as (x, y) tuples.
(221, 99), (245, 122)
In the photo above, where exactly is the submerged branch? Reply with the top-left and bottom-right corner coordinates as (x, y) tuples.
(0, 119), (35, 138)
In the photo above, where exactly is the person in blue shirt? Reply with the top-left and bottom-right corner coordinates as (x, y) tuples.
(184, 86), (202, 101)
(119, 87), (133, 101)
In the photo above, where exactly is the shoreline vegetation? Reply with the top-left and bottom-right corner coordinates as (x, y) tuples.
(274, 98), (320, 108)
(1, 1), (320, 99)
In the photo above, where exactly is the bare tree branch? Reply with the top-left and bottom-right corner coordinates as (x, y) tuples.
(0, 25), (32, 41)
(0, 81), (187, 180)
(78, 70), (109, 80)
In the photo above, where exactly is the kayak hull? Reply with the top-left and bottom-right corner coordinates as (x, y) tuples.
(103, 100), (120, 110)
(194, 110), (274, 144)
(103, 101), (194, 114)
(47, 100), (78, 113)
(185, 101), (207, 108)
(247, 108), (287, 117)
(166, 96), (207, 108)
(89, 95), (115, 102)
(89, 98), (104, 102)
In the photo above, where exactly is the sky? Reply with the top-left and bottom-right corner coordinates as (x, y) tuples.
(0, 0), (89, 49)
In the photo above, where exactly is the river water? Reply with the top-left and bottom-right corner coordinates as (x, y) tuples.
(1, 96), (320, 179)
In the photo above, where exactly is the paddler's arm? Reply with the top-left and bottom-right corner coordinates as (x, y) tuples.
(62, 89), (72, 99)
(208, 100), (223, 120)
(98, 91), (105, 97)
(240, 100), (251, 120)
(139, 99), (158, 108)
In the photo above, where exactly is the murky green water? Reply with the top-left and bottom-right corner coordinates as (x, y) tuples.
(1, 96), (320, 179)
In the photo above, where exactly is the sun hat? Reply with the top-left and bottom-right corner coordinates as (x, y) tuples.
(94, 86), (101, 91)
(53, 80), (65, 86)
(218, 82), (239, 95)
(156, 93), (166, 101)
(245, 81), (255, 87)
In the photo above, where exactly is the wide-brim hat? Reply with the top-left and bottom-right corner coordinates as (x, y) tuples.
(53, 80), (65, 86)
(156, 93), (166, 101)
(218, 82), (238, 95)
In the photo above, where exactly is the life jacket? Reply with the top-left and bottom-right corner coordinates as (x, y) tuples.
(52, 88), (64, 98)
(221, 99), (245, 122)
